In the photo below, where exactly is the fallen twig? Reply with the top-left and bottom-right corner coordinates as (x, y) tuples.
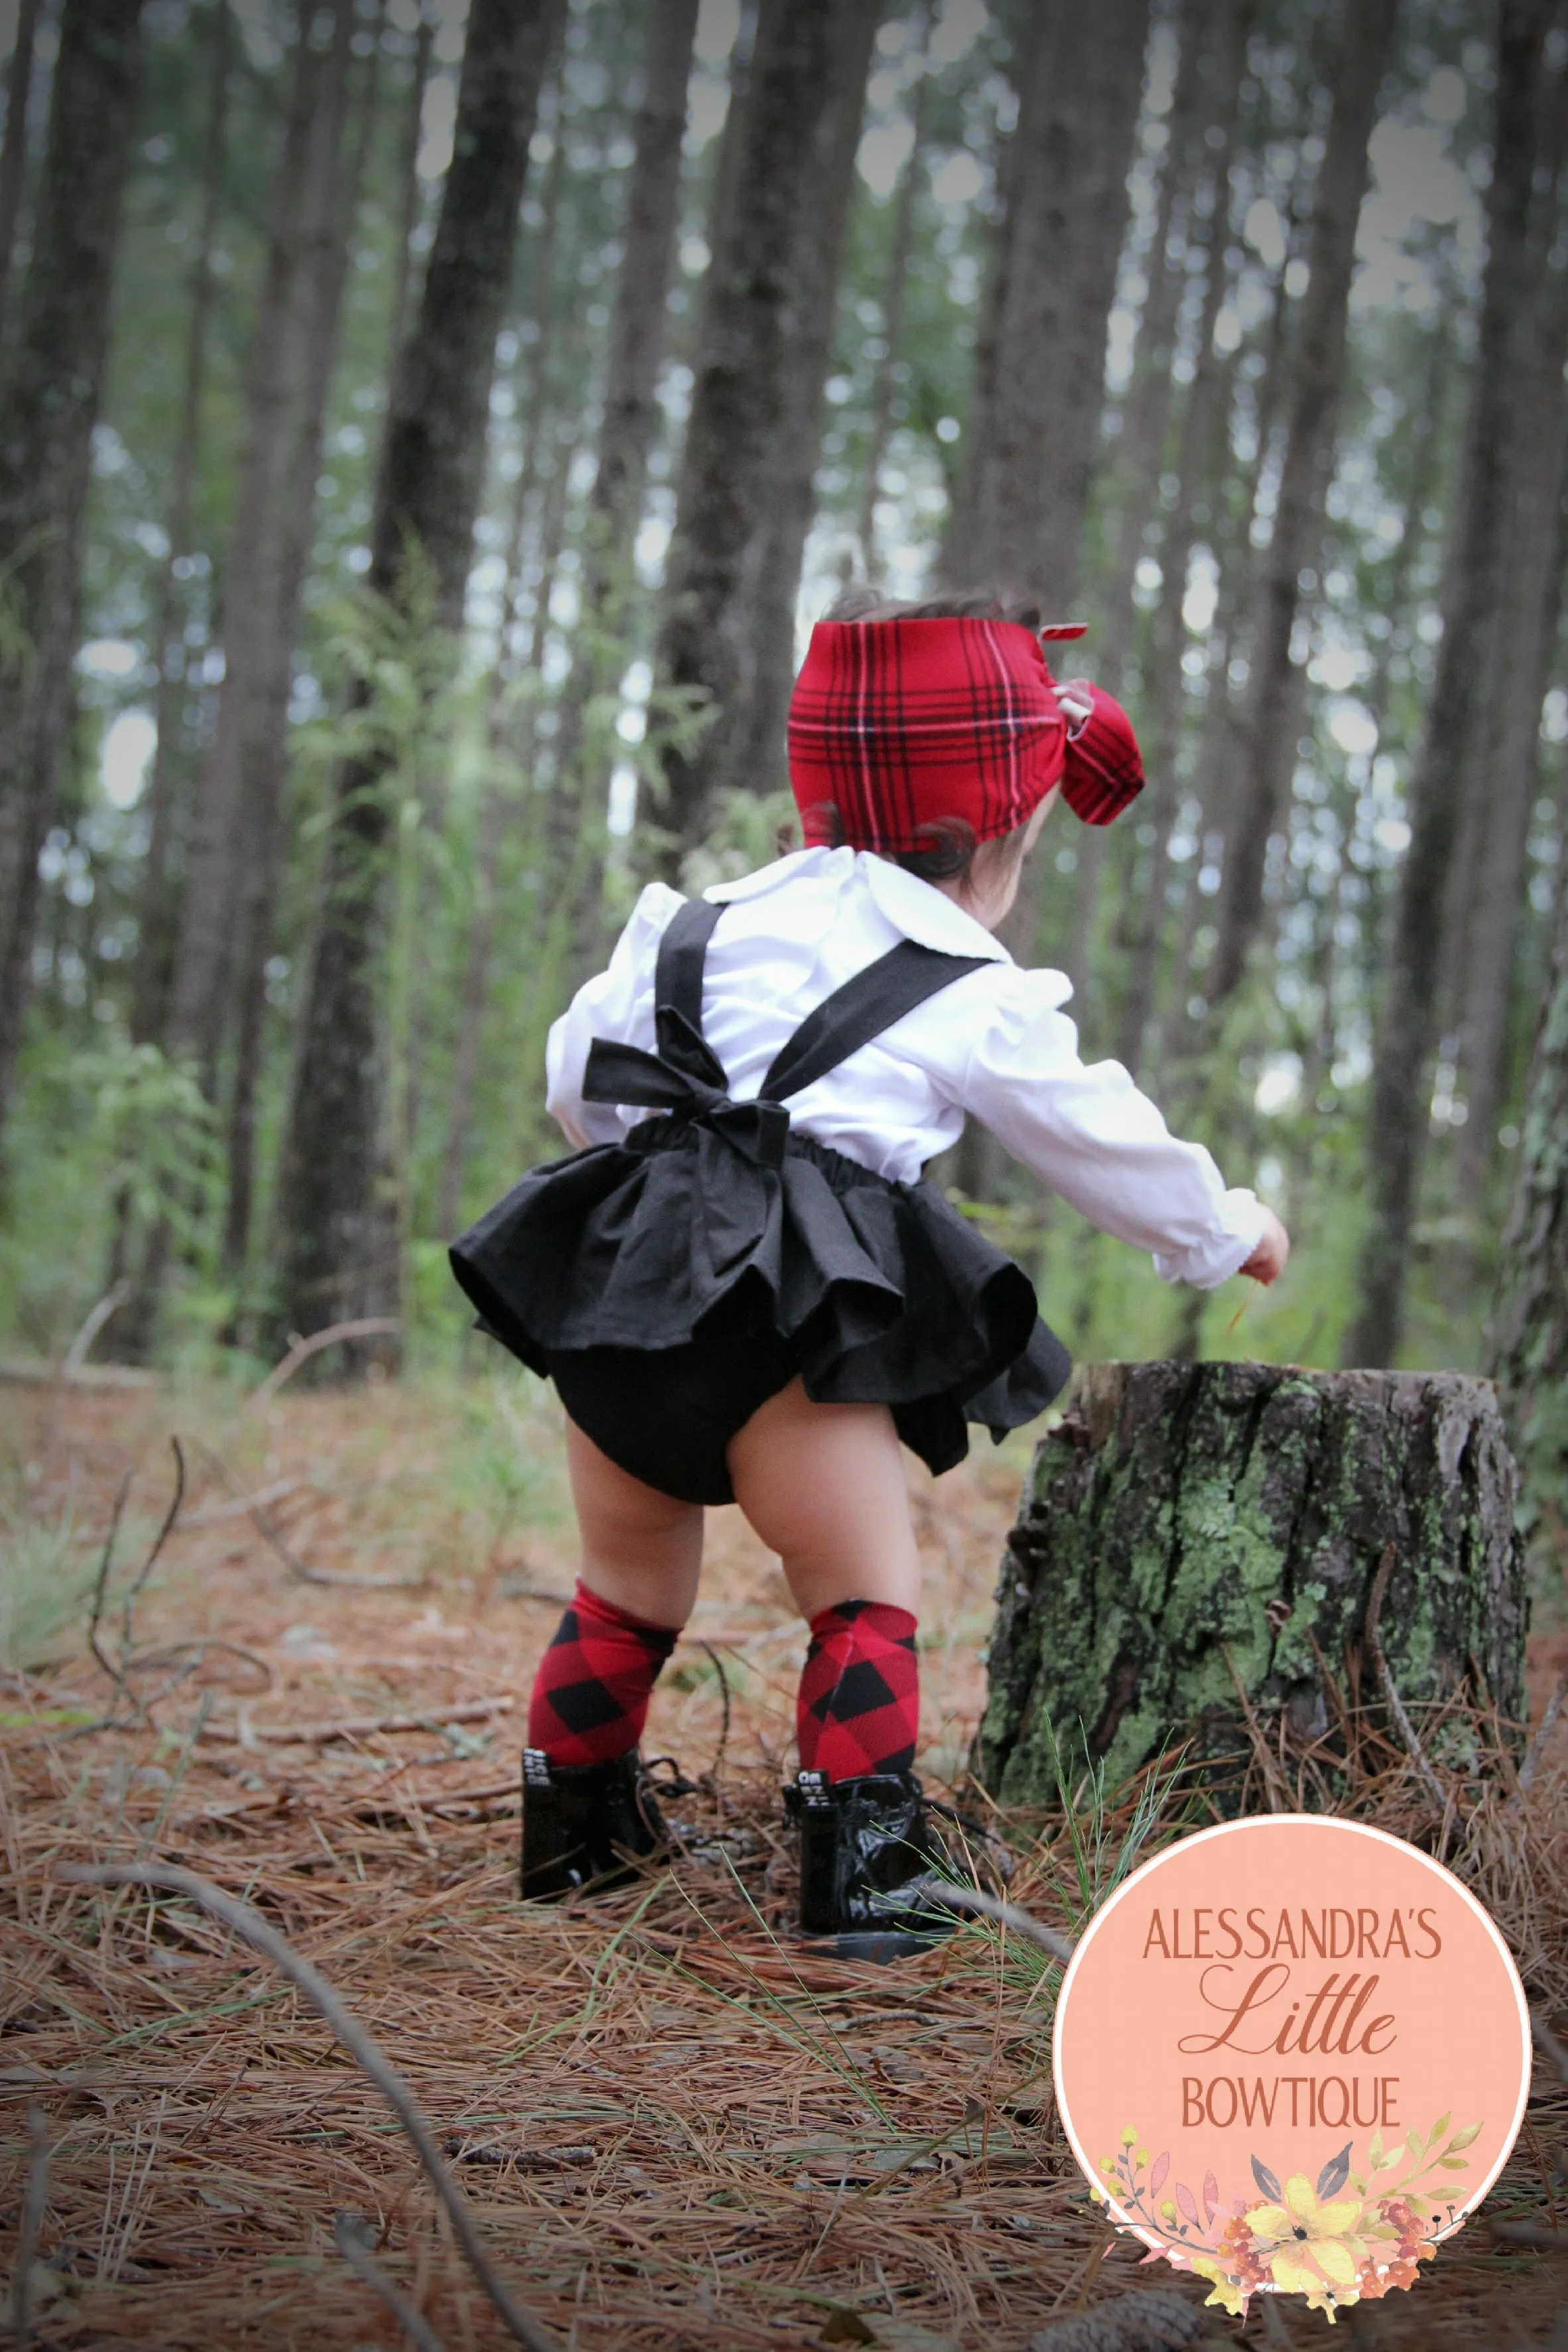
(907, 1877), (1077, 1965)
(1534, 2010), (1568, 2093)
(190, 1437), (417, 1591)
(86, 1471), (135, 1695)
(182, 1477), (301, 1529)
(1519, 1668), (1568, 1795)
(1364, 1543), (1447, 1813)
(60, 1279), (129, 1378)
(11, 2105), (49, 2352)
(199, 1697), (513, 1747)
(54, 1862), (561, 2352)
(243, 1318), (401, 1414)
(334, 2209), (447, 2352)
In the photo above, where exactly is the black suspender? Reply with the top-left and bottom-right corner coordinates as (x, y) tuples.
(649, 895), (987, 1106)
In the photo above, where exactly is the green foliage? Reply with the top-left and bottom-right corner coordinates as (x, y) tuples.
(0, 1492), (97, 1672)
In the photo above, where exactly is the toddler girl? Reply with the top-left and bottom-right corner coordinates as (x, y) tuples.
(451, 589), (1287, 1955)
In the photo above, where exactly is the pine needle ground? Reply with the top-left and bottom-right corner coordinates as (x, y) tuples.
(1, 1377), (1565, 2349)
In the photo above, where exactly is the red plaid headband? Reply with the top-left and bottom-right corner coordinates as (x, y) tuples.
(787, 618), (1144, 853)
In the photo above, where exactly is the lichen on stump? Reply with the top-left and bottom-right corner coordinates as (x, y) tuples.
(975, 1360), (1526, 1803)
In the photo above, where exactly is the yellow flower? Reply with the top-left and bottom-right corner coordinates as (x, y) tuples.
(1248, 2173), (1369, 2294)
(1190, 2256), (1246, 2318)
(1120, 2126), (1138, 2146)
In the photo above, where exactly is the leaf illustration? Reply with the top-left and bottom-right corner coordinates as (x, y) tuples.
(1437, 2157), (1470, 2171)
(1368, 2128), (1384, 2168)
(1149, 2152), (1170, 2196)
(1407, 2130), (1423, 2159)
(1176, 2182), (1199, 2226)
(1252, 2155), (1283, 2202)
(1447, 2121), (1483, 2153)
(1204, 2170), (1219, 2226)
(1317, 2142), (1353, 2200)
(1429, 2112), (1451, 2146)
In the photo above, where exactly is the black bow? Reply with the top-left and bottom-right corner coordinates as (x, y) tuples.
(582, 1030), (791, 1171)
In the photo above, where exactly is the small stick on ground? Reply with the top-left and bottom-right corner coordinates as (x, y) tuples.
(86, 1472), (134, 1696)
(190, 1436), (417, 1591)
(1519, 1669), (1568, 1796)
(1534, 2009), (1568, 2092)
(908, 1877), (1077, 1965)
(198, 1698), (513, 1746)
(13, 2105), (50, 2352)
(1364, 1543), (1448, 1813)
(334, 2209), (448, 2352)
(243, 1317), (401, 1414)
(55, 1862), (561, 2352)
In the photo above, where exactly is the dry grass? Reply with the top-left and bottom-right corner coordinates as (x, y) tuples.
(1, 1374), (1566, 2350)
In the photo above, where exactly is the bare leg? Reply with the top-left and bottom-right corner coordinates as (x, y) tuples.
(563, 1416), (703, 1630)
(726, 1376), (921, 1622)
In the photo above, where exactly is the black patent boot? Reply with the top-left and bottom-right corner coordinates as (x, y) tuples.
(521, 1747), (667, 1900)
(785, 1768), (957, 1961)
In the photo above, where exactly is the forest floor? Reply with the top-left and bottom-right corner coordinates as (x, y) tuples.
(1, 1372), (1566, 2351)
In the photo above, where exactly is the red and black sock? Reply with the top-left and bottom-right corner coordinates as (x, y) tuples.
(527, 1581), (679, 1767)
(797, 1599), (920, 1780)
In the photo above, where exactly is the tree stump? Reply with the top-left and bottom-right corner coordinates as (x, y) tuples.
(974, 1361), (1527, 1803)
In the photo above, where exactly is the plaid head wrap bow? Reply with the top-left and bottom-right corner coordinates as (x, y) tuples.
(787, 617), (1144, 852)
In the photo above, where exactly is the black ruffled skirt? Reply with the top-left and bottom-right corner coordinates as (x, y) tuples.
(450, 1115), (1071, 1505)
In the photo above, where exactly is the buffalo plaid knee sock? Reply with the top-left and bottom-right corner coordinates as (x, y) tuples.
(797, 1599), (920, 1780)
(527, 1581), (679, 1766)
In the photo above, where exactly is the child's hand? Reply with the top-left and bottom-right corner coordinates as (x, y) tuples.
(1240, 1209), (1290, 1285)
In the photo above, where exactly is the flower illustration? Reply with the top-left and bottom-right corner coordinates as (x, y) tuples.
(1247, 2172), (1370, 2299)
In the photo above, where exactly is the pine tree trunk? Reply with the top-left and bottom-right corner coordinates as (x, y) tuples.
(1112, 32), (1246, 1075)
(856, 3), (933, 574)
(0, 0), (145, 1139)
(544, 0), (698, 954)
(380, 9), (434, 425)
(166, 4), (356, 1078)
(1491, 870), (1568, 1545)
(221, 29), (382, 1277)
(0, 0), (40, 339)
(1346, 1), (1553, 1371)
(975, 1360), (1527, 1802)
(1207, 0), (1397, 1011)
(1455, 112), (1568, 1204)
(940, 0), (1151, 603)
(275, 0), (562, 1348)
(653, 0), (848, 857)
(731, 0), (881, 809)
(1095, 0), (1240, 694)
(130, 1), (231, 1050)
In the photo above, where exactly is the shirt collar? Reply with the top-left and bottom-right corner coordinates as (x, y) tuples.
(705, 846), (1011, 964)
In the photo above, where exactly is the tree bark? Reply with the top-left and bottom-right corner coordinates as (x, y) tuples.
(939, 0), (1152, 604)
(0, 0), (40, 340)
(221, 21), (383, 1277)
(1455, 90), (1568, 1203)
(275, 0), (562, 1345)
(543, 0), (698, 923)
(975, 1360), (1527, 1801)
(1112, 22), (1248, 1075)
(166, 4), (356, 1079)
(1490, 870), (1568, 1547)
(381, 7), (434, 417)
(730, 0), (882, 808)
(856, 2), (934, 574)
(130, 0), (232, 1049)
(1207, 0), (1397, 1012)
(0, 0), (145, 1140)
(651, 0), (854, 858)
(1346, 1), (1552, 1370)
(1096, 0), (1242, 695)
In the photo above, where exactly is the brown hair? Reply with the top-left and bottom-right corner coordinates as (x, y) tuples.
(797, 584), (1045, 887)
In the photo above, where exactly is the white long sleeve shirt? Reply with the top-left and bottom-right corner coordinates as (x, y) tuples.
(545, 846), (1266, 1290)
